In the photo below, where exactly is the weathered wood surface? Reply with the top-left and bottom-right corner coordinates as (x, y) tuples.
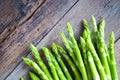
(0, 0), (44, 43)
(0, 0), (77, 79)
(0, 0), (120, 80)
(115, 39), (120, 79)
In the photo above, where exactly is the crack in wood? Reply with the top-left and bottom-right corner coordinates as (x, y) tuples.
(18, 0), (46, 26)
(0, 0), (45, 45)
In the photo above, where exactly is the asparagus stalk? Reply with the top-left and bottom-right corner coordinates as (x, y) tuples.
(83, 19), (91, 40)
(91, 15), (99, 43)
(98, 19), (105, 38)
(91, 16), (110, 62)
(29, 72), (40, 80)
(66, 22), (88, 80)
(30, 44), (52, 80)
(52, 43), (73, 80)
(20, 77), (25, 80)
(41, 47), (59, 80)
(91, 16), (113, 80)
(108, 32), (118, 80)
(83, 19), (107, 80)
(57, 45), (82, 80)
(79, 37), (92, 80)
(98, 19), (111, 80)
(48, 48), (67, 80)
(87, 51), (100, 80)
(60, 32), (79, 67)
(86, 35), (107, 80)
(22, 58), (49, 80)
(82, 29), (88, 41)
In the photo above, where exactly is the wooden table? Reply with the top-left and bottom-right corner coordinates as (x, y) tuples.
(0, 0), (120, 79)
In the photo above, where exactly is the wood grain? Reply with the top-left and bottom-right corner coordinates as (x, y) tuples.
(0, 0), (44, 43)
(0, 0), (77, 79)
(6, 0), (120, 80)
(115, 39), (120, 79)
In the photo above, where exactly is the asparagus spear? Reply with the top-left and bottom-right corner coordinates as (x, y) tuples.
(108, 32), (118, 80)
(29, 72), (40, 80)
(66, 22), (88, 80)
(98, 19), (111, 80)
(79, 37), (92, 80)
(87, 51), (100, 80)
(30, 44), (52, 80)
(91, 16), (112, 80)
(52, 43), (73, 80)
(83, 19), (107, 80)
(91, 15), (99, 43)
(86, 34), (107, 80)
(48, 48), (67, 80)
(60, 32), (79, 67)
(91, 16), (110, 62)
(57, 45), (82, 80)
(98, 19), (105, 38)
(82, 29), (88, 41)
(41, 47), (59, 80)
(20, 77), (25, 80)
(22, 58), (49, 80)
(83, 19), (91, 40)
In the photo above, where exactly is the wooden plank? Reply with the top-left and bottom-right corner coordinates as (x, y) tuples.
(0, 0), (44, 43)
(0, 0), (77, 79)
(115, 39), (120, 79)
(6, 0), (120, 79)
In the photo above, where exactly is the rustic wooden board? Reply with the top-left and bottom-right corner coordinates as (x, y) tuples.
(0, 0), (77, 79)
(0, 0), (44, 43)
(6, 0), (120, 80)
(115, 39), (120, 79)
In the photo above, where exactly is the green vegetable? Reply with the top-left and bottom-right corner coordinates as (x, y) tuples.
(52, 43), (73, 80)
(29, 72), (40, 80)
(97, 19), (111, 80)
(20, 77), (25, 80)
(48, 48), (67, 80)
(79, 37), (92, 80)
(57, 44), (82, 80)
(23, 58), (49, 80)
(83, 19), (107, 80)
(86, 33), (107, 80)
(60, 32), (79, 67)
(20, 16), (118, 80)
(66, 22), (88, 80)
(91, 16), (111, 80)
(41, 47), (59, 80)
(108, 32), (118, 80)
(30, 44), (52, 80)
(87, 51), (100, 80)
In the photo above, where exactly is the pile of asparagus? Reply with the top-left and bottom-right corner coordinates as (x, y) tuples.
(20, 16), (118, 80)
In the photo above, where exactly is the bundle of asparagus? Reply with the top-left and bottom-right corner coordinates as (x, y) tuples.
(21, 16), (118, 80)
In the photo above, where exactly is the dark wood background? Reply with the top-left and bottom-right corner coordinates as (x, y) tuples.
(0, 0), (120, 80)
